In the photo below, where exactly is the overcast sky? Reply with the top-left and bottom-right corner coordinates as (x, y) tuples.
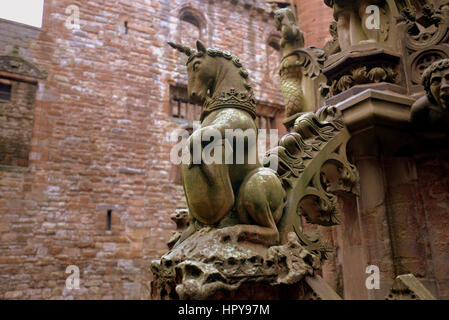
(0, 0), (44, 28)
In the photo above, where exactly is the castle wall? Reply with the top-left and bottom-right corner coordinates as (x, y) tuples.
(0, 0), (284, 299)
(293, 0), (333, 48)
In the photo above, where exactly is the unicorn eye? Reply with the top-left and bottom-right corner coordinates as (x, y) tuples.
(193, 61), (200, 72)
(431, 76), (441, 85)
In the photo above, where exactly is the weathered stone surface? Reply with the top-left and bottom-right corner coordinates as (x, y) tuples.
(386, 274), (436, 300)
(414, 152), (449, 299)
(0, 78), (37, 167)
(151, 230), (321, 300)
(167, 209), (190, 249)
(293, 0), (333, 48)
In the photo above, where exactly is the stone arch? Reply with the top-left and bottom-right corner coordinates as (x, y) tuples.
(177, 5), (208, 42)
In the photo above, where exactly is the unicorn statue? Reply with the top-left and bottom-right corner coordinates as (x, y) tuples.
(150, 39), (358, 300)
(168, 40), (286, 246)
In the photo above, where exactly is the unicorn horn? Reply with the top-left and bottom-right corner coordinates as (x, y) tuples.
(168, 41), (193, 57)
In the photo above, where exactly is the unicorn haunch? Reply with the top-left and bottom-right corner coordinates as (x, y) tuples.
(169, 40), (286, 246)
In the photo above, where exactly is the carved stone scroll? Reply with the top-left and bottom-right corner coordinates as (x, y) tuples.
(385, 274), (436, 300)
(0, 46), (48, 80)
(264, 105), (359, 260)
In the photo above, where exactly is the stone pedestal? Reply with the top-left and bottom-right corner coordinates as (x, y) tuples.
(328, 87), (443, 299)
(150, 227), (341, 300)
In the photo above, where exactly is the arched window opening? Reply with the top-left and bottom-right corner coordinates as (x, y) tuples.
(179, 8), (205, 48)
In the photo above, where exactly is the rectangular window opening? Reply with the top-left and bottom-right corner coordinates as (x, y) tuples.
(169, 85), (200, 121)
(0, 83), (12, 101)
(106, 210), (112, 231)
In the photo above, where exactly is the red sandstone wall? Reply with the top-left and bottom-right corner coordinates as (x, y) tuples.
(414, 152), (449, 299)
(318, 153), (449, 300)
(0, 0), (284, 299)
(293, 0), (334, 48)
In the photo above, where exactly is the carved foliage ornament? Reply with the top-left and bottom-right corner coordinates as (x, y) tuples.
(152, 229), (322, 300)
(323, 21), (340, 57)
(328, 65), (399, 96)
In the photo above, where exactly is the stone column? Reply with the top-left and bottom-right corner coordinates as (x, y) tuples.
(337, 89), (416, 299)
(383, 157), (427, 276)
(350, 132), (395, 300)
(337, 192), (369, 299)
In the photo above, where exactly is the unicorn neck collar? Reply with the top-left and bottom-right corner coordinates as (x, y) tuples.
(200, 88), (257, 122)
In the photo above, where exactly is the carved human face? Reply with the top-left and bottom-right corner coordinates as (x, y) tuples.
(186, 55), (216, 105)
(274, 11), (284, 30)
(430, 67), (449, 110)
(274, 8), (296, 32)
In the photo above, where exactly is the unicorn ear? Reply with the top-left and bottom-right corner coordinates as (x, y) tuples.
(196, 40), (206, 53)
